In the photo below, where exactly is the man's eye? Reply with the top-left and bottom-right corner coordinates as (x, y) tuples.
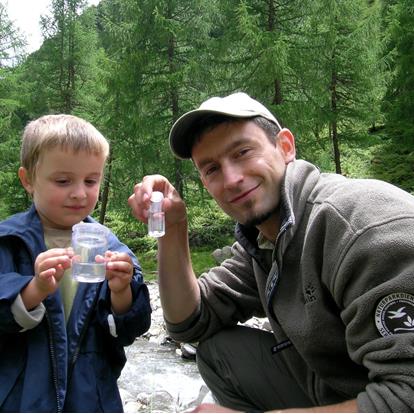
(237, 148), (250, 157)
(204, 166), (218, 177)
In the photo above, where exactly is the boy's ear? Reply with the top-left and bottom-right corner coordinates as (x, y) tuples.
(18, 167), (33, 194)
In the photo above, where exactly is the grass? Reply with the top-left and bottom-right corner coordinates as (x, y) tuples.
(139, 246), (219, 282)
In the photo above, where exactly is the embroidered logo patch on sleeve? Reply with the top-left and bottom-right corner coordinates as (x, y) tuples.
(375, 293), (414, 336)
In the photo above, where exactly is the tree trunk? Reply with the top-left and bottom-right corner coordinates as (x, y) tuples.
(58, 0), (66, 110)
(330, 68), (341, 174)
(99, 147), (112, 224)
(273, 78), (283, 105)
(167, 4), (184, 198)
(67, 1), (76, 112)
(267, 0), (282, 105)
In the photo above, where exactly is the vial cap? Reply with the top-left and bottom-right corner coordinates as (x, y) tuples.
(150, 191), (164, 203)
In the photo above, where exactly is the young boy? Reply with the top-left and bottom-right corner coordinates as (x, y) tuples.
(0, 114), (151, 412)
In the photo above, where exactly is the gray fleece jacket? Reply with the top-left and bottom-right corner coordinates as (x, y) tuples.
(166, 159), (414, 412)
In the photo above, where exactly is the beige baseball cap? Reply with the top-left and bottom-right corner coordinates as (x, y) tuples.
(169, 92), (282, 159)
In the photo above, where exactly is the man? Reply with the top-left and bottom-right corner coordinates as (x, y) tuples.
(128, 92), (414, 412)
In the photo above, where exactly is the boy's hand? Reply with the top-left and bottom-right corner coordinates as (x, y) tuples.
(33, 248), (73, 295)
(105, 251), (133, 293)
(105, 251), (133, 314)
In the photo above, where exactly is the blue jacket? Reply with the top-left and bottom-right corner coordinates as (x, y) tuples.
(0, 205), (151, 412)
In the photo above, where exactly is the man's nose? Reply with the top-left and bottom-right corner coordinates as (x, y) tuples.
(222, 164), (243, 189)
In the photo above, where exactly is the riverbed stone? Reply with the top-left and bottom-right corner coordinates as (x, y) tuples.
(118, 281), (270, 412)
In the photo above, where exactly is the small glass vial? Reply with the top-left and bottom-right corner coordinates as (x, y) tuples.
(148, 191), (165, 238)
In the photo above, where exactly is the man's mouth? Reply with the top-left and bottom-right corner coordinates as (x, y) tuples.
(229, 184), (260, 203)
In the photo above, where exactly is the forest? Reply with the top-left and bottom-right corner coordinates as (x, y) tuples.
(1, 0), (413, 274)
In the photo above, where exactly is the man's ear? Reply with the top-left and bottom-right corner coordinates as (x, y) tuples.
(18, 167), (33, 194)
(276, 128), (296, 163)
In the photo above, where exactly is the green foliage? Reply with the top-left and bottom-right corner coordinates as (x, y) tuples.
(190, 249), (219, 276)
(17, 0), (104, 118)
(0, 2), (27, 64)
(1, 0), (413, 262)
(101, 209), (152, 252)
(103, 194), (235, 252)
(138, 250), (158, 281)
(0, 171), (29, 220)
(368, 139), (414, 194)
(335, 128), (414, 195)
(382, 0), (414, 144)
(188, 201), (235, 248)
(139, 247), (218, 282)
(0, 6), (28, 220)
(102, 197), (233, 282)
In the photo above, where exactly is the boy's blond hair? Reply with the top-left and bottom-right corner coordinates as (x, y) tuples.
(21, 114), (110, 180)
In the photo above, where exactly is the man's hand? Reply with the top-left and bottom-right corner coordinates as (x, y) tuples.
(189, 399), (358, 413)
(190, 403), (238, 413)
(129, 174), (199, 324)
(128, 174), (187, 228)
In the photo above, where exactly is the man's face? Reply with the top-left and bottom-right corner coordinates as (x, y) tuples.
(192, 120), (295, 233)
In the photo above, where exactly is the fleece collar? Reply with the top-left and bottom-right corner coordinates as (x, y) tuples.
(234, 159), (321, 260)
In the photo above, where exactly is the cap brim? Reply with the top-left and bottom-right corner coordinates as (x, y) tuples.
(169, 108), (276, 159)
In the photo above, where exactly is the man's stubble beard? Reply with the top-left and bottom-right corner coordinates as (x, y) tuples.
(242, 198), (280, 228)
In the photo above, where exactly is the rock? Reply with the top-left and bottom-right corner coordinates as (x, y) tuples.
(212, 246), (233, 265)
(118, 281), (272, 412)
(124, 401), (145, 413)
(222, 245), (232, 257)
(118, 282), (207, 413)
(212, 248), (223, 264)
(181, 343), (197, 360)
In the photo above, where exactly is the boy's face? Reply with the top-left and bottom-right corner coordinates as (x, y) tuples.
(19, 147), (106, 230)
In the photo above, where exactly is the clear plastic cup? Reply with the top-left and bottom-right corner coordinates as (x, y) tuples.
(71, 222), (109, 283)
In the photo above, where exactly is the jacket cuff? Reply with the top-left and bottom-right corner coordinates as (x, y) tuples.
(107, 313), (118, 337)
(165, 301), (202, 335)
(11, 294), (45, 331)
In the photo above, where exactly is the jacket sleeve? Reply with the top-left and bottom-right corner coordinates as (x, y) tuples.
(334, 216), (414, 412)
(95, 231), (151, 346)
(166, 241), (264, 343)
(0, 237), (44, 334)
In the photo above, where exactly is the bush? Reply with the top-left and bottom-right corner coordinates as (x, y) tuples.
(100, 209), (157, 253)
(103, 200), (235, 253)
(188, 202), (235, 248)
